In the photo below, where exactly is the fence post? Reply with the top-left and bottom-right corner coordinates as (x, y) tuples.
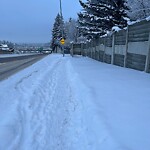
(89, 42), (90, 57)
(124, 25), (129, 67)
(145, 32), (150, 72)
(90, 41), (93, 58)
(94, 40), (97, 60)
(111, 33), (115, 64)
(87, 42), (89, 57)
(71, 43), (74, 57)
(103, 38), (106, 62)
(86, 42), (89, 57)
(92, 41), (94, 59)
(98, 38), (100, 61)
(83, 43), (85, 56)
(81, 43), (83, 56)
(91, 41), (93, 58)
(85, 43), (87, 57)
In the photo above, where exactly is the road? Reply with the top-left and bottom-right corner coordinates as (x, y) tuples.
(0, 54), (47, 81)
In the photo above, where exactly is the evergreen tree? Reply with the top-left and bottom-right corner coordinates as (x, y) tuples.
(52, 13), (62, 40)
(78, 0), (104, 39)
(111, 0), (129, 28)
(78, 0), (129, 39)
(51, 13), (66, 48)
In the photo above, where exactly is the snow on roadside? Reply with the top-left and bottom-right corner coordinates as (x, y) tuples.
(0, 54), (150, 150)
(0, 53), (38, 58)
(0, 55), (54, 149)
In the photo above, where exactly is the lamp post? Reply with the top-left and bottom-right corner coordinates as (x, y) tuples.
(59, 0), (63, 19)
(59, 0), (63, 39)
(59, 0), (65, 56)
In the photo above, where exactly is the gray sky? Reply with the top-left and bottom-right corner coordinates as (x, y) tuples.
(0, 0), (81, 43)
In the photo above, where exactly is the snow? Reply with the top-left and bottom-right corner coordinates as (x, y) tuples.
(127, 20), (141, 25)
(112, 26), (122, 32)
(0, 44), (8, 48)
(146, 16), (150, 21)
(128, 16), (150, 25)
(0, 54), (150, 150)
(0, 53), (39, 58)
(0, 44), (9, 50)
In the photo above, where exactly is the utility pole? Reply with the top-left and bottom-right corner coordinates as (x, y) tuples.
(59, 0), (65, 56)
(59, 0), (63, 19)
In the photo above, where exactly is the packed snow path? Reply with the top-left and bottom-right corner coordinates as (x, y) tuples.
(0, 54), (150, 150)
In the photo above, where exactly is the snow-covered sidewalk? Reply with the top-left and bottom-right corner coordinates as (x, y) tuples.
(0, 54), (150, 150)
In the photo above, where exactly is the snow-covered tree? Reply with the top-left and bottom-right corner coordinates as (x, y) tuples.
(51, 13), (66, 49)
(52, 14), (61, 41)
(111, 0), (129, 28)
(51, 13), (66, 41)
(64, 18), (79, 43)
(128, 0), (150, 20)
(78, 0), (105, 39)
(78, 0), (129, 39)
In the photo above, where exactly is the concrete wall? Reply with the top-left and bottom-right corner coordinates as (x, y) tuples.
(115, 45), (126, 55)
(72, 20), (150, 73)
(128, 41), (148, 55)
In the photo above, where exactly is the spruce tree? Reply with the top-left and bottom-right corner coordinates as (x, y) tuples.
(51, 13), (66, 47)
(111, 0), (129, 28)
(78, 0), (129, 39)
(52, 13), (62, 40)
(91, 0), (129, 28)
(78, 0), (105, 39)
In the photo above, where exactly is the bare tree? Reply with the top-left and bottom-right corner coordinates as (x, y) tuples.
(64, 18), (79, 43)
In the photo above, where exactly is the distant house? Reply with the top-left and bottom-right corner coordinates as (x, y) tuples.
(0, 44), (10, 51)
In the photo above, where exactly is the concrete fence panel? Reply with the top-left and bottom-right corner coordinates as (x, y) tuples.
(72, 19), (150, 73)
(114, 45), (126, 55)
(114, 54), (124, 67)
(115, 29), (126, 45)
(126, 53), (146, 71)
(128, 41), (149, 55)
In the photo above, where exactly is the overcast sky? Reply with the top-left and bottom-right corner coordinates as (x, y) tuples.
(0, 0), (82, 43)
